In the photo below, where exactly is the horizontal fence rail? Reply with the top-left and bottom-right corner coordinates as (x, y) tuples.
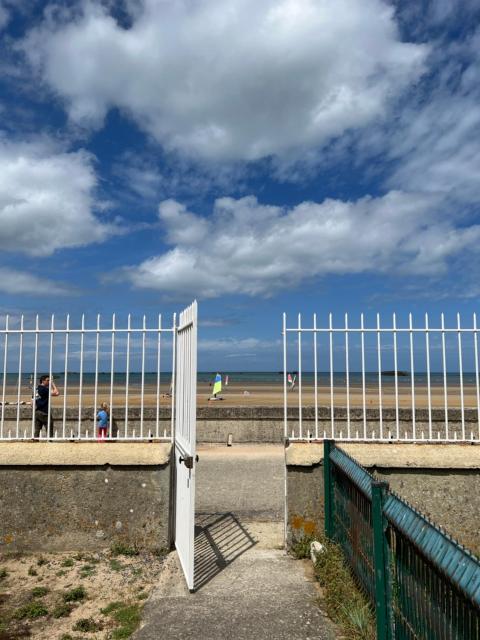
(283, 312), (480, 442)
(0, 313), (176, 441)
(324, 440), (480, 640)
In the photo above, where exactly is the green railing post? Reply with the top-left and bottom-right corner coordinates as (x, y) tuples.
(323, 439), (334, 539)
(372, 480), (392, 640)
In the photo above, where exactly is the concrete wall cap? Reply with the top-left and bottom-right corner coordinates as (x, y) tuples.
(285, 443), (323, 466)
(0, 442), (172, 466)
(286, 442), (480, 469)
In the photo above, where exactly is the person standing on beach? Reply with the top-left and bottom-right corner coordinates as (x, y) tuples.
(34, 375), (59, 439)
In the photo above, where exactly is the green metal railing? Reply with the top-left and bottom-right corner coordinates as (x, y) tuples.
(324, 440), (480, 640)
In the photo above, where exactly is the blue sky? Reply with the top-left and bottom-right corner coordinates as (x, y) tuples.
(1, 0), (480, 371)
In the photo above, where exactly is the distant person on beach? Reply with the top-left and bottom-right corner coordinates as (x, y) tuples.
(34, 375), (59, 439)
(96, 402), (109, 442)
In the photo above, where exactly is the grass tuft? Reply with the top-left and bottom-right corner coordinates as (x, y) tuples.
(53, 602), (74, 618)
(13, 601), (49, 620)
(61, 558), (75, 568)
(312, 535), (375, 640)
(27, 566), (38, 577)
(36, 556), (48, 567)
(109, 559), (124, 572)
(102, 602), (142, 638)
(31, 586), (49, 598)
(0, 568), (7, 581)
(63, 585), (87, 603)
(290, 534), (315, 559)
(100, 601), (123, 615)
(110, 542), (139, 557)
(79, 564), (96, 578)
(73, 617), (102, 632)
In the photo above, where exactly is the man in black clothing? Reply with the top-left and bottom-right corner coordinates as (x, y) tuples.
(34, 375), (59, 439)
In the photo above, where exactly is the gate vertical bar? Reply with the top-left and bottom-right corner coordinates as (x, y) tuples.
(62, 315), (70, 439)
(283, 313), (287, 440)
(313, 313), (318, 439)
(16, 315), (24, 439)
(409, 313), (416, 441)
(297, 313), (302, 440)
(31, 315), (38, 439)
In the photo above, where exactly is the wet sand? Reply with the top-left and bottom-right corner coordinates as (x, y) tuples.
(4, 382), (480, 409)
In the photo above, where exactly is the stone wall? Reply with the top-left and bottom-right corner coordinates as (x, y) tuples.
(2, 406), (479, 442)
(286, 443), (480, 555)
(0, 443), (172, 553)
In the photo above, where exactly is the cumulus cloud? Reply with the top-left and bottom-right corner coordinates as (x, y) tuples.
(0, 136), (115, 256)
(22, 0), (427, 161)
(385, 30), (480, 205)
(121, 193), (480, 298)
(0, 267), (72, 295)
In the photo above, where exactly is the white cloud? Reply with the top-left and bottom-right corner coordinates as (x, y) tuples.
(0, 136), (115, 256)
(0, 267), (72, 295)
(121, 192), (480, 298)
(22, 0), (427, 161)
(0, 2), (9, 30)
(385, 32), (480, 205)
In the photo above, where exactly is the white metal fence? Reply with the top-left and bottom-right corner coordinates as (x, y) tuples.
(0, 313), (176, 441)
(283, 312), (480, 443)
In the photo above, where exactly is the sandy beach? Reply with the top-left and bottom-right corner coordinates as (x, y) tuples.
(3, 381), (480, 409)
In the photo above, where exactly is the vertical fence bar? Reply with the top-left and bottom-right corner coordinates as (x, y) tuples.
(1, 315), (8, 438)
(425, 313), (432, 440)
(16, 315), (24, 438)
(457, 313), (465, 440)
(156, 314), (161, 439)
(441, 313), (448, 440)
(124, 314), (131, 438)
(298, 313), (302, 440)
(345, 313), (351, 439)
(474, 313), (480, 441)
(94, 315), (100, 434)
(323, 440), (334, 539)
(409, 313), (416, 441)
(377, 313), (383, 440)
(62, 315), (70, 439)
(283, 313), (287, 440)
(313, 313), (318, 439)
(361, 313), (366, 439)
(171, 313), (177, 441)
(78, 314), (85, 439)
(393, 313), (399, 440)
(140, 314), (146, 439)
(47, 314), (54, 440)
(329, 313), (334, 438)
(372, 481), (392, 640)
(109, 314), (115, 439)
(31, 315), (38, 439)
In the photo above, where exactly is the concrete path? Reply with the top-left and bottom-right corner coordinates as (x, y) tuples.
(134, 444), (338, 640)
(195, 443), (285, 522)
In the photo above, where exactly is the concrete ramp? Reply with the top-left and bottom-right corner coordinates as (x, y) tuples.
(134, 543), (336, 640)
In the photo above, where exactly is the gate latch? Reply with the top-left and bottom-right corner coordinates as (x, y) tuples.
(179, 455), (199, 469)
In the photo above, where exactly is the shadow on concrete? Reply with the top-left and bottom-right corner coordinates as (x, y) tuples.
(194, 512), (256, 591)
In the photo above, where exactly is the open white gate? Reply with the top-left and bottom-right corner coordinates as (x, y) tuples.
(174, 301), (198, 591)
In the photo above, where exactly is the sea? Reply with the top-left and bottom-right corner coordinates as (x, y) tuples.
(3, 371), (479, 387)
